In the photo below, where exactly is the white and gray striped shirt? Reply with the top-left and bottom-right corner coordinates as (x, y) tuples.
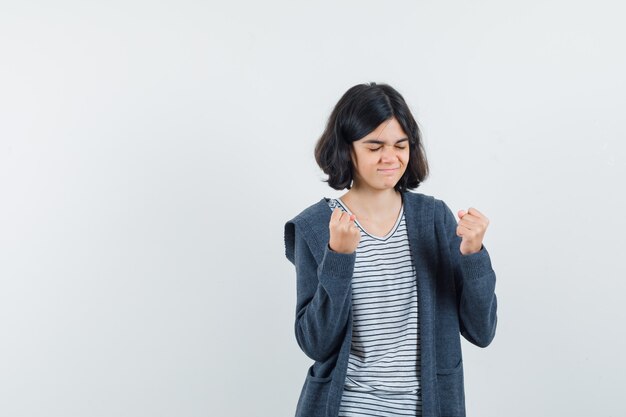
(328, 197), (422, 417)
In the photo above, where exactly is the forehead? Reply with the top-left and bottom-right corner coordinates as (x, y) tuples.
(356, 117), (408, 144)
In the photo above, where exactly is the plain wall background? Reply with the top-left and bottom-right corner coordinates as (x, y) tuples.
(1, 1), (625, 416)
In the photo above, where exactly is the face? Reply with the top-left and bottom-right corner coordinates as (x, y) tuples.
(349, 117), (410, 191)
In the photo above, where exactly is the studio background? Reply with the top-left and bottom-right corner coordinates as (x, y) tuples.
(1, 1), (624, 416)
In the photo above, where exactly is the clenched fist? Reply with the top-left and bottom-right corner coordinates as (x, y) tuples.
(456, 207), (490, 255)
(328, 207), (361, 254)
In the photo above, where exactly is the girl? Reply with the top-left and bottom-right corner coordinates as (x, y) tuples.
(283, 82), (497, 417)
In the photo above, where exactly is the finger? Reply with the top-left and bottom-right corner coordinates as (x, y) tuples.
(462, 214), (489, 231)
(459, 207), (487, 221)
(458, 223), (472, 233)
(467, 207), (486, 219)
(460, 209), (485, 224)
(346, 215), (358, 230)
(459, 216), (479, 227)
(340, 212), (356, 224)
(332, 208), (350, 224)
(457, 226), (478, 239)
(469, 208), (489, 226)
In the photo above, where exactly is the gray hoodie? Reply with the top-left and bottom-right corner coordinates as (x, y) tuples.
(283, 191), (498, 417)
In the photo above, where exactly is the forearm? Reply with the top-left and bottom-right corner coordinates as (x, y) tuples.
(294, 244), (355, 361)
(457, 247), (498, 347)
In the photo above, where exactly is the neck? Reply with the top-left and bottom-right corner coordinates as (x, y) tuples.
(341, 185), (402, 219)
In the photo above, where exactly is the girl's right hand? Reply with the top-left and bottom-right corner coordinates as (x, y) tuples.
(328, 207), (361, 254)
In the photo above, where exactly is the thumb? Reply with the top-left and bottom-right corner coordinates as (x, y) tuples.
(457, 209), (467, 219)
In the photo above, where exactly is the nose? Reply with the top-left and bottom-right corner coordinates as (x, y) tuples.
(380, 144), (400, 161)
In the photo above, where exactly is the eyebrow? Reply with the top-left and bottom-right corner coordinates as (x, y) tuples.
(361, 137), (409, 145)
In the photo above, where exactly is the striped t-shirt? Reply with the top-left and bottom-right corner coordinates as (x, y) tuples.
(328, 197), (422, 417)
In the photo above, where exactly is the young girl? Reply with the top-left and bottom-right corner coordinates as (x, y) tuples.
(283, 82), (497, 417)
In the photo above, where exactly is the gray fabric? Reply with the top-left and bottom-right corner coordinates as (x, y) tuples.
(284, 191), (498, 417)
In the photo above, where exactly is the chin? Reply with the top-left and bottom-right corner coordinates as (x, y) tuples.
(379, 183), (398, 190)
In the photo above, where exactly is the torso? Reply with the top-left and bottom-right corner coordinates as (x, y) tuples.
(325, 196), (422, 414)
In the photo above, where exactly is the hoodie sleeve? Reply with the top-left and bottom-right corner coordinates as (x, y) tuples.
(439, 200), (498, 348)
(284, 219), (356, 362)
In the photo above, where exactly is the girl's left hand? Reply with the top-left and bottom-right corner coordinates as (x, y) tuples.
(456, 208), (489, 255)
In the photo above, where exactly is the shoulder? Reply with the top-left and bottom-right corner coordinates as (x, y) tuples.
(402, 190), (446, 211)
(285, 197), (332, 231)
(283, 197), (332, 265)
(403, 190), (433, 204)
(402, 191), (453, 225)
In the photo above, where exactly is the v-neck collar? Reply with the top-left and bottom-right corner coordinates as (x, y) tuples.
(330, 196), (404, 241)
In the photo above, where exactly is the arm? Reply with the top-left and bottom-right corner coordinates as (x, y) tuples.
(441, 200), (498, 348)
(292, 224), (355, 361)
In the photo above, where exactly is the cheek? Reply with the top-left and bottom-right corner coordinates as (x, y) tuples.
(359, 152), (377, 164)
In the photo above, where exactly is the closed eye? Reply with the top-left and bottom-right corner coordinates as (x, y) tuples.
(369, 146), (407, 152)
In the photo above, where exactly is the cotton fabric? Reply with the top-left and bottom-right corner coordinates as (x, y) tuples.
(283, 191), (498, 417)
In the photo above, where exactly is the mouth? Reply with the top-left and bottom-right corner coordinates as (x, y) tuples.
(378, 167), (399, 172)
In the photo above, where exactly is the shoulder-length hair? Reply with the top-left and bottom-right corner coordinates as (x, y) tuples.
(314, 82), (429, 192)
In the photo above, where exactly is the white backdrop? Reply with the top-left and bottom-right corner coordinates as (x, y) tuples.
(1, 1), (625, 416)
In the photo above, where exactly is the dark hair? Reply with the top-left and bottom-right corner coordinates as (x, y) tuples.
(314, 82), (429, 192)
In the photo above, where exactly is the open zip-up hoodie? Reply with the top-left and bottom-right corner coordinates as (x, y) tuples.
(284, 191), (498, 417)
